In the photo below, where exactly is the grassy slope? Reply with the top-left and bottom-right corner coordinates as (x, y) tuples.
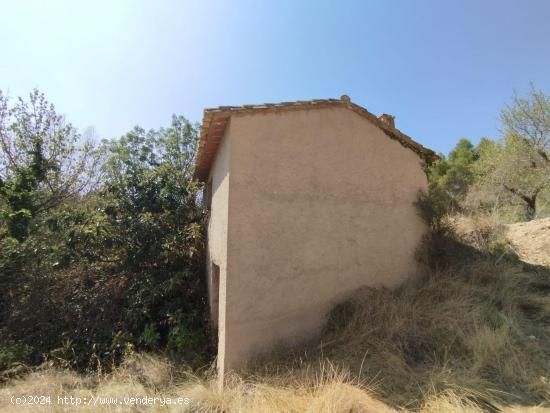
(1, 217), (549, 412)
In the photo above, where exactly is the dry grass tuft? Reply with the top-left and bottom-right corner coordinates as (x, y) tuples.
(450, 213), (509, 252)
(1, 349), (549, 412)
(183, 363), (395, 413)
(318, 259), (550, 409)
(0, 358), (393, 413)
(113, 353), (176, 389)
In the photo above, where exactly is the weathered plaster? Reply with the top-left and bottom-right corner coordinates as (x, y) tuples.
(206, 106), (427, 374)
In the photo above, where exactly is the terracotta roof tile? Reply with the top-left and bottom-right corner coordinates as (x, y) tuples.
(193, 97), (437, 181)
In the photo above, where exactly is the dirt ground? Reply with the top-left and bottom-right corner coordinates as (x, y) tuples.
(507, 218), (550, 267)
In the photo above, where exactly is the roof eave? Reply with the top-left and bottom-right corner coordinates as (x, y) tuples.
(192, 98), (437, 182)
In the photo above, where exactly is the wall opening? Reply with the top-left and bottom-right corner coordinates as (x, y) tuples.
(210, 262), (220, 344)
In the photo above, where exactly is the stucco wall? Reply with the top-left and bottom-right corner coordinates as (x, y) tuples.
(206, 128), (231, 379)
(216, 106), (428, 373)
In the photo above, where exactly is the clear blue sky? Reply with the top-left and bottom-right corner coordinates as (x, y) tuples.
(1, 0), (549, 154)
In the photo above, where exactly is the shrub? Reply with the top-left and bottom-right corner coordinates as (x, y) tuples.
(0, 104), (212, 372)
(0, 343), (31, 371)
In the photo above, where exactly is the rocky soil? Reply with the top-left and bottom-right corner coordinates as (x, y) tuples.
(507, 218), (550, 267)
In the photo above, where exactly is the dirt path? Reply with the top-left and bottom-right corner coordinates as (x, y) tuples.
(507, 218), (550, 267)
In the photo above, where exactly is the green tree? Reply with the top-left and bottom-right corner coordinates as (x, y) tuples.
(0, 90), (101, 365)
(468, 87), (550, 220)
(91, 117), (209, 361)
(1, 94), (210, 371)
(501, 84), (550, 151)
(427, 138), (477, 217)
(0, 89), (100, 241)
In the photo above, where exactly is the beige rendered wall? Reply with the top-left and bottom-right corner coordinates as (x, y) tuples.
(218, 106), (428, 373)
(205, 129), (231, 379)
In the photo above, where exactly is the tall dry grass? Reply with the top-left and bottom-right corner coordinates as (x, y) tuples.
(324, 262), (549, 402)
(1, 353), (549, 413)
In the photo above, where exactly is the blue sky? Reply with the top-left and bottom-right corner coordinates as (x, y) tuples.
(1, 0), (549, 154)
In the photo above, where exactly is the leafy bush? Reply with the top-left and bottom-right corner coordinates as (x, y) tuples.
(0, 90), (212, 372)
(0, 343), (31, 371)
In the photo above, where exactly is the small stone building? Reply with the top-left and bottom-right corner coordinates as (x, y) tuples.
(193, 95), (436, 378)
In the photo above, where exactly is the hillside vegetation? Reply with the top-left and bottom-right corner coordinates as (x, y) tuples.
(1, 87), (549, 411)
(2, 230), (550, 412)
(4, 216), (549, 412)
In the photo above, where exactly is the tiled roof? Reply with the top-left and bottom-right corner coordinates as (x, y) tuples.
(193, 96), (437, 181)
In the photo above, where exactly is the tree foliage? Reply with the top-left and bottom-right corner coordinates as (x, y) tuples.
(427, 138), (477, 217)
(428, 86), (550, 221)
(501, 84), (550, 151)
(466, 87), (550, 220)
(95, 120), (208, 359)
(0, 90), (210, 371)
(0, 89), (101, 241)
